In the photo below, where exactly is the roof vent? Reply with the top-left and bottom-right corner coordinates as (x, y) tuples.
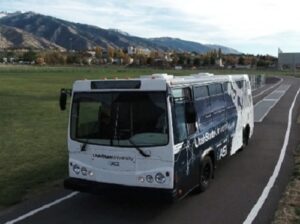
(140, 73), (174, 80)
(193, 73), (214, 77)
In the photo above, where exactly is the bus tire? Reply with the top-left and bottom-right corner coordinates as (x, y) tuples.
(194, 156), (213, 194)
(243, 127), (250, 148)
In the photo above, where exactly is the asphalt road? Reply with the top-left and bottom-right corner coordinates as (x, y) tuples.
(1, 76), (300, 224)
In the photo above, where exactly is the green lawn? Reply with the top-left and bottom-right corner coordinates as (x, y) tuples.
(0, 65), (299, 207)
(0, 65), (193, 206)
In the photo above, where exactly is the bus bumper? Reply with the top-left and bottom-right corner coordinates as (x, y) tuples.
(64, 177), (177, 201)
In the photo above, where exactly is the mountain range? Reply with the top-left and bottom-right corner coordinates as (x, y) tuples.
(0, 12), (240, 54)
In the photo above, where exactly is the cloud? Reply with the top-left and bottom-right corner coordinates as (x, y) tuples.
(1, 0), (299, 55)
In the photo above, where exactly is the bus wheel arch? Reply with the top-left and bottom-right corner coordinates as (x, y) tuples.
(194, 151), (214, 194)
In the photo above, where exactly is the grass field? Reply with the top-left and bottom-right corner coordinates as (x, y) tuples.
(0, 65), (193, 206)
(0, 65), (299, 207)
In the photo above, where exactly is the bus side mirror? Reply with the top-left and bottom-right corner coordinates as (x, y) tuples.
(185, 102), (196, 123)
(59, 88), (72, 111)
(59, 90), (67, 111)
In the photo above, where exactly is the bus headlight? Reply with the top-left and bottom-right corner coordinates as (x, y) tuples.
(155, 172), (166, 184)
(73, 164), (80, 174)
(138, 176), (145, 183)
(81, 167), (88, 176)
(146, 175), (154, 183)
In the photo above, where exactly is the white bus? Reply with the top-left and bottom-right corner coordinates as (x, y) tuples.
(61, 73), (254, 200)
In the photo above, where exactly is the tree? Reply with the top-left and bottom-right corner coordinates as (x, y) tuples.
(224, 55), (237, 66)
(23, 50), (37, 62)
(257, 60), (269, 68)
(210, 55), (215, 66)
(238, 56), (245, 65)
(44, 52), (66, 64)
(146, 57), (153, 65)
(115, 49), (125, 59)
(95, 46), (102, 59)
(123, 54), (132, 65)
(193, 57), (201, 66)
(218, 48), (222, 58)
(178, 55), (186, 65)
(107, 46), (115, 58)
(203, 55), (210, 66)
(35, 57), (45, 65)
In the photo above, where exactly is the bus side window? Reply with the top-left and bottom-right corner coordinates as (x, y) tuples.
(226, 82), (237, 120)
(194, 85), (211, 128)
(209, 83), (225, 116)
(236, 80), (242, 89)
(183, 87), (196, 135)
(222, 82), (228, 94)
(171, 87), (196, 144)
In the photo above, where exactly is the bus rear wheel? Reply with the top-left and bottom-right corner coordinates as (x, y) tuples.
(243, 127), (250, 148)
(194, 156), (213, 194)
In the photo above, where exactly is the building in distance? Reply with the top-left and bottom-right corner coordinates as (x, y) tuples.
(278, 48), (300, 69)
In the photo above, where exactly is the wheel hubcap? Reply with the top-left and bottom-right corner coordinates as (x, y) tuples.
(201, 164), (211, 185)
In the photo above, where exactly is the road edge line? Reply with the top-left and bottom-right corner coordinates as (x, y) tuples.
(243, 87), (300, 224)
(4, 192), (79, 224)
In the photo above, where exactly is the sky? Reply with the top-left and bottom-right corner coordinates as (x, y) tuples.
(1, 0), (299, 56)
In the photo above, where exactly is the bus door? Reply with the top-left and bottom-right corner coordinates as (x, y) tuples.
(171, 87), (198, 196)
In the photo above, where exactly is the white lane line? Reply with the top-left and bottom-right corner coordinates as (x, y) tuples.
(253, 78), (283, 99)
(243, 87), (300, 224)
(252, 82), (265, 92)
(260, 99), (277, 102)
(254, 85), (290, 122)
(5, 192), (79, 224)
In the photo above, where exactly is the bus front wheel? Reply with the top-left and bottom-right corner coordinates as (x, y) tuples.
(194, 156), (213, 194)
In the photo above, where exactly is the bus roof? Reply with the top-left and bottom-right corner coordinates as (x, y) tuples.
(72, 73), (249, 92)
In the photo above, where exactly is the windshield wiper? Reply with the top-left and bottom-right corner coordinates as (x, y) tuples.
(128, 138), (150, 158)
(81, 139), (89, 151)
(80, 122), (100, 151)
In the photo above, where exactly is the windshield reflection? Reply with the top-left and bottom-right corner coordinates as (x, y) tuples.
(71, 92), (168, 147)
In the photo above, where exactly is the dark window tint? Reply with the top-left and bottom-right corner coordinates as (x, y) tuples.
(171, 87), (196, 144)
(236, 80), (244, 89)
(91, 80), (141, 89)
(209, 83), (223, 96)
(71, 92), (168, 147)
(223, 82), (228, 93)
(172, 102), (188, 144)
(194, 86), (209, 99)
(195, 97), (211, 125)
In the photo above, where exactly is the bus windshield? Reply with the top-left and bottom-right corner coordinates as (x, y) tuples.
(71, 91), (168, 147)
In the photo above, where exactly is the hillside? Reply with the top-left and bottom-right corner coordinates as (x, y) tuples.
(0, 25), (65, 50)
(206, 44), (240, 54)
(149, 37), (211, 53)
(0, 12), (240, 54)
(0, 12), (164, 51)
